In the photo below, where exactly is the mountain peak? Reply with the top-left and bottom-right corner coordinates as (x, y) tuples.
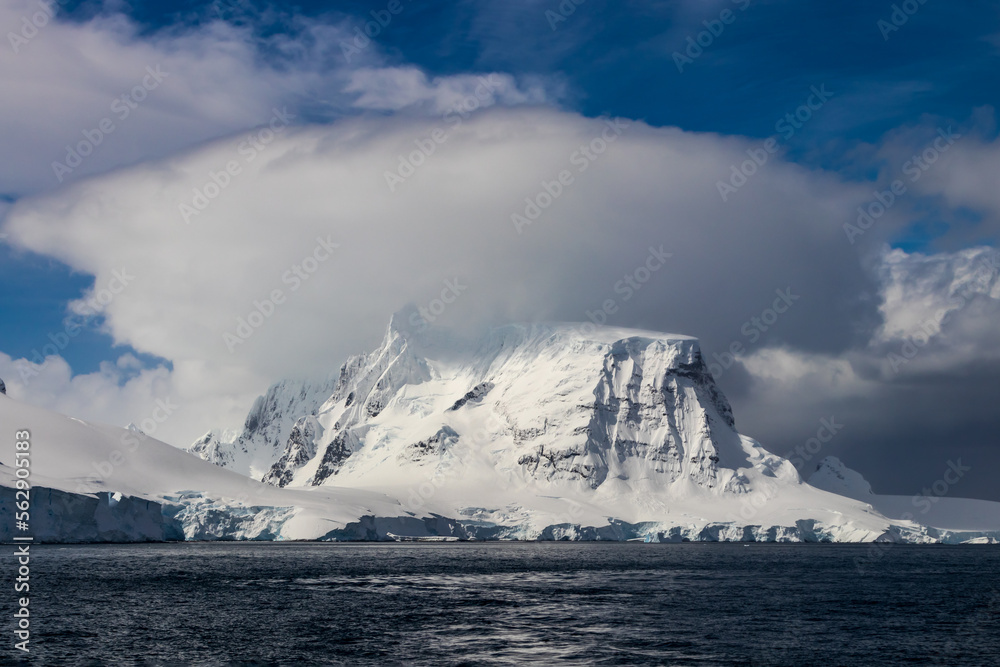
(387, 303), (424, 339)
(539, 322), (698, 346)
(808, 456), (874, 500)
(194, 316), (743, 506)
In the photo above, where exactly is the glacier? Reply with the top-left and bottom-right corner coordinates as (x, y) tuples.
(3, 313), (1000, 543)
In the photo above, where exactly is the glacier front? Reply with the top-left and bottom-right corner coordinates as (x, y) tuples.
(4, 314), (999, 543)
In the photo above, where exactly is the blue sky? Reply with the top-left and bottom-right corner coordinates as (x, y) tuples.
(45, 0), (1000, 141)
(8, 0), (997, 373)
(110, 0), (1000, 140)
(2, 0), (1000, 498)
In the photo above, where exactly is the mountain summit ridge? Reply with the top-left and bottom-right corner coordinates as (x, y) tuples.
(192, 316), (749, 497)
(5, 315), (1000, 541)
(185, 315), (855, 539)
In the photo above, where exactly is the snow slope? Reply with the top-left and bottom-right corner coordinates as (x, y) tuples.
(0, 393), (403, 542)
(188, 311), (1000, 543)
(3, 314), (999, 543)
(188, 377), (337, 478)
(807, 457), (875, 501)
(808, 456), (1000, 541)
(243, 314), (887, 541)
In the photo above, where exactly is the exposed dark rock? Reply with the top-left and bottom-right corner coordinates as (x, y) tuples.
(311, 431), (358, 485)
(400, 426), (460, 462)
(448, 382), (494, 411)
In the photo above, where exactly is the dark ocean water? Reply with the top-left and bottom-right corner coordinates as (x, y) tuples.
(4, 542), (1000, 666)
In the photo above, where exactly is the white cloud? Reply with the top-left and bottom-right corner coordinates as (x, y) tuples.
(733, 245), (1000, 400)
(725, 245), (1000, 485)
(3, 45), (999, 457)
(868, 109), (1000, 244)
(0, 0), (555, 197)
(877, 246), (1000, 342)
(0, 350), (259, 447)
(344, 67), (550, 114)
(1, 0), (997, 499)
(1, 0), (300, 194)
(1, 105), (885, 444)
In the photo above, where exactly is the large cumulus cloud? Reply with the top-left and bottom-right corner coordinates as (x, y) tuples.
(2, 106), (882, 441)
(2, 0), (999, 502)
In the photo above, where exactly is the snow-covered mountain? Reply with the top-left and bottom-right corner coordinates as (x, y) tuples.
(4, 313), (1000, 543)
(808, 456), (875, 501)
(809, 456), (1000, 543)
(200, 310), (750, 494)
(0, 392), (403, 542)
(183, 310), (1000, 543)
(264, 314), (745, 492)
(188, 378), (337, 478)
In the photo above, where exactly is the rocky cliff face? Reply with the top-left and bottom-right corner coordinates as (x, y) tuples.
(187, 378), (336, 478)
(201, 311), (762, 507)
(7, 386), (1000, 543)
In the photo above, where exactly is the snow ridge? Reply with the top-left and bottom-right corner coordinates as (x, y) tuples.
(5, 326), (1000, 543)
(252, 316), (754, 506)
(188, 377), (337, 478)
(808, 456), (875, 501)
